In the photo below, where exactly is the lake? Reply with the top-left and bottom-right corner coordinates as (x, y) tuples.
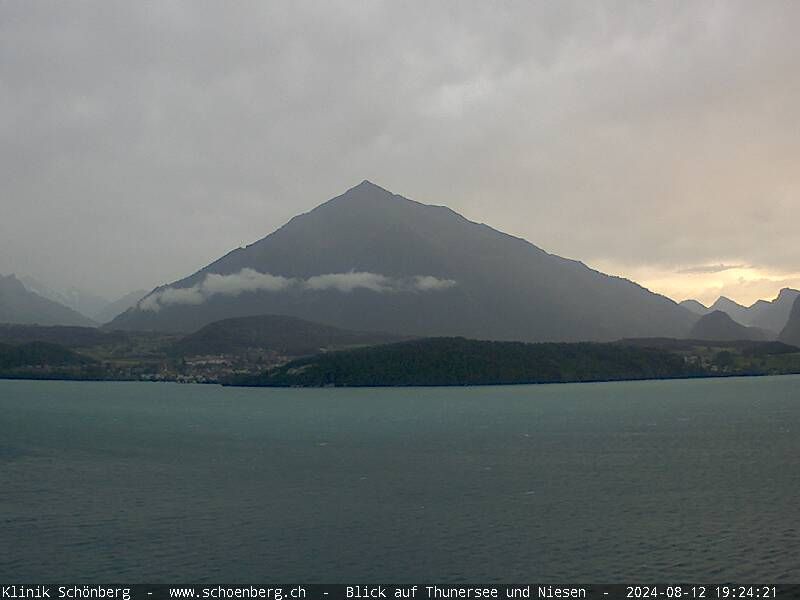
(1, 376), (799, 582)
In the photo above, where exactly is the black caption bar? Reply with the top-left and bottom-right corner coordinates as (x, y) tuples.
(1, 586), (798, 600)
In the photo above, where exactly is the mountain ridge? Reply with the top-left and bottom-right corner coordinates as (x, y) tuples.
(680, 299), (710, 315)
(0, 274), (97, 327)
(682, 287), (799, 333)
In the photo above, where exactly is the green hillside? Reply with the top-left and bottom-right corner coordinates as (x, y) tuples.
(228, 337), (706, 387)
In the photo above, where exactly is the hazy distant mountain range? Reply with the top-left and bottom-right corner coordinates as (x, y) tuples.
(681, 288), (799, 335)
(10, 274), (146, 325)
(0, 274), (95, 327)
(109, 181), (696, 342)
(18, 275), (108, 322)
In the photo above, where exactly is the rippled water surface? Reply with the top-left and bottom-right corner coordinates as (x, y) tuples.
(2, 377), (799, 582)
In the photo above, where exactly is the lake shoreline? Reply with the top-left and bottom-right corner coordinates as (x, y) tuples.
(2, 369), (798, 388)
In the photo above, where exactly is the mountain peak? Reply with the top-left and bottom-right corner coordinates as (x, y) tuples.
(309, 180), (433, 219)
(350, 179), (391, 194)
(712, 295), (741, 307)
(323, 180), (398, 207)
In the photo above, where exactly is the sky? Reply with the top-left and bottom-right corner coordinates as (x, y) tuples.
(1, 1), (799, 306)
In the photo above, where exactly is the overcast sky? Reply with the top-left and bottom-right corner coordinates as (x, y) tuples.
(2, 1), (799, 305)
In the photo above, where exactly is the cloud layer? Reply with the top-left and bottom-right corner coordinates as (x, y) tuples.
(138, 269), (456, 311)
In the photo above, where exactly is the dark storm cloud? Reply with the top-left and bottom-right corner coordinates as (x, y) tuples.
(1, 1), (799, 301)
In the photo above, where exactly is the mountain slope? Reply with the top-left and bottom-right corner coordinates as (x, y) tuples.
(109, 181), (696, 342)
(94, 289), (148, 324)
(680, 299), (710, 316)
(778, 297), (800, 347)
(172, 314), (406, 356)
(0, 341), (96, 369)
(689, 310), (770, 342)
(0, 274), (96, 327)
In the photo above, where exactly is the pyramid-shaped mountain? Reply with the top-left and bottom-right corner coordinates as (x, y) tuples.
(109, 181), (695, 341)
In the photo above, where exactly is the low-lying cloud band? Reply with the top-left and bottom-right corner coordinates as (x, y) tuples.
(138, 269), (456, 312)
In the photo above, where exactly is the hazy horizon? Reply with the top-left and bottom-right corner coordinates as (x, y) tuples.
(2, 2), (800, 306)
